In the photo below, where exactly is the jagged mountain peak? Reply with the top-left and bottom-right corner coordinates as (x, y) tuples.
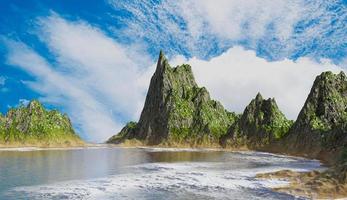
(280, 71), (347, 162)
(247, 93), (278, 112)
(107, 51), (237, 145)
(27, 99), (45, 112)
(155, 50), (169, 74)
(222, 92), (292, 148)
(294, 71), (347, 132)
(255, 92), (263, 102)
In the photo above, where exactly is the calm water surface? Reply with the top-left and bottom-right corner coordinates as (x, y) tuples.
(0, 147), (322, 200)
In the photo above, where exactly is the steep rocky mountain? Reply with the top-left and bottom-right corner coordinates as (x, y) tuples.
(0, 100), (83, 147)
(107, 51), (347, 165)
(221, 93), (292, 148)
(279, 71), (347, 163)
(107, 51), (238, 145)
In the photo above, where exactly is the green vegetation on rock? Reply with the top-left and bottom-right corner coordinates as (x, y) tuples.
(296, 71), (347, 132)
(107, 51), (238, 145)
(106, 50), (347, 170)
(104, 61), (347, 197)
(282, 71), (347, 163)
(222, 93), (292, 148)
(106, 121), (137, 144)
(0, 100), (83, 147)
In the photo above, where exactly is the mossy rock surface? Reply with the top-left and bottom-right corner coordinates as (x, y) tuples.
(282, 71), (347, 161)
(0, 100), (83, 147)
(222, 93), (292, 148)
(295, 71), (347, 132)
(106, 52), (347, 167)
(107, 51), (237, 145)
(106, 122), (137, 144)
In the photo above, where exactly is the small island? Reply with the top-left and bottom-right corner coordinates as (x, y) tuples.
(107, 51), (347, 199)
(0, 100), (84, 148)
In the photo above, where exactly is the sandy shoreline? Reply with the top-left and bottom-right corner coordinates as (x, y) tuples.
(0, 143), (107, 151)
(256, 168), (347, 199)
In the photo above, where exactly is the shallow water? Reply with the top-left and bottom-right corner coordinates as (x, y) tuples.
(0, 147), (323, 200)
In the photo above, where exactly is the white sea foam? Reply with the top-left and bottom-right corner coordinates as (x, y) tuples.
(7, 151), (322, 200)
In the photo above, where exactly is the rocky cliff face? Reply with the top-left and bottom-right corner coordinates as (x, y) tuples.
(222, 93), (292, 148)
(107, 51), (237, 145)
(281, 71), (347, 162)
(0, 100), (83, 146)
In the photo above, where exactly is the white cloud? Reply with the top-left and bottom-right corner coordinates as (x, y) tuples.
(37, 15), (153, 119)
(109, 0), (304, 55)
(0, 76), (8, 93)
(4, 15), (155, 142)
(179, 0), (303, 41)
(0, 76), (6, 86)
(170, 46), (345, 119)
(110, 0), (346, 61)
(18, 99), (30, 106)
(5, 40), (124, 142)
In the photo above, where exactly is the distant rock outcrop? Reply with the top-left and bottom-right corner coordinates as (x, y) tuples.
(107, 51), (238, 145)
(0, 100), (83, 147)
(221, 93), (292, 148)
(106, 121), (137, 144)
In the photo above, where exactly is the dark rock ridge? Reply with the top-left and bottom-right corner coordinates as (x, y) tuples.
(107, 51), (238, 145)
(222, 93), (293, 148)
(0, 100), (83, 146)
(278, 71), (347, 163)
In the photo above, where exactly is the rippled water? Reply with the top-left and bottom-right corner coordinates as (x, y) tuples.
(0, 147), (323, 199)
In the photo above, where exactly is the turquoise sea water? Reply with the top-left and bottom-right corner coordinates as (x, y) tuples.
(0, 147), (322, 199)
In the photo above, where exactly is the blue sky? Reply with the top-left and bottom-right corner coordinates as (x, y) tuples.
(0, 0), (346, 142)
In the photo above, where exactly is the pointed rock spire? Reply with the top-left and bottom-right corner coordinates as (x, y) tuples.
(155, 50), (168, 74)
(28, 99), (44, 113)
(338, 71), (346, 79)
(107, 50), (237, 145)
(255, 92), (263, 102)
(159, 49), (165, 60)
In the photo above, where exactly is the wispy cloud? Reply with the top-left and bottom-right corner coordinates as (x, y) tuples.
(0, 77), (8, 93)
(109, 0), (347, 62)
(18, 99), (30, 106)
(4, 15), (154, 142)
(37, 14), (152, 119)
